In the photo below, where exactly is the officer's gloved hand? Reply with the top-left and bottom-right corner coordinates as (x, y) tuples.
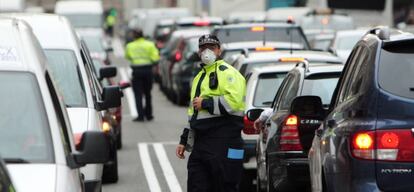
(176, 144), (185, 159)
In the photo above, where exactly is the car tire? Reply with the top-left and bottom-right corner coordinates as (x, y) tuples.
(116, 125), (122, 150)
(102, 144), (119, 183)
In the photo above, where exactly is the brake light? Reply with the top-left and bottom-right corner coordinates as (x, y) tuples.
(251, 26), (265, 32)
(287, 16), (295, 24)
(279, 58), (305, 62)
(351, 129), (414, 162)
(175, 51), (182, 62)
(102, 121), (111, 133)
(74, 133), (82, 150)
(280, 115), (303, 151)
(243, 115), (259, 134)
(255, 47), (274, 51)
(321, 17), (329, 25)
(193, 20), (210, 26)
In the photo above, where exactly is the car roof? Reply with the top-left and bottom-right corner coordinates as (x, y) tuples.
(222, 41), (304, 50)
(0, 17), (47, 73)
(214, 22), (299, 30)
(55, 0), (103, 14)
(176, 16), (223, 24)
(2, 13), (81, 50)
(298, 63), (344, 77)
(335, 29), (367, 37)
(170, 29), (209, 39)
(157, 19), (175, 26)
(240, 50), (342, 64)
(250, 63), (301, 74)
(227, 11), (266, 23)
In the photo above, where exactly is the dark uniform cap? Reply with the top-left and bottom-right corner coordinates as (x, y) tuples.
(199, 34), (221, 47)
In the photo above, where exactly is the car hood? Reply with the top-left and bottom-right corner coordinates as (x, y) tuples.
(7, 164), (56, 192)
(336, 50), (351, 62)
(67, 107), (90, 133)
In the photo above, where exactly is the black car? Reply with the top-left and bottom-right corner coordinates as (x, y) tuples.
(252, 63), (343, 191)
(308, 27), (414, 192)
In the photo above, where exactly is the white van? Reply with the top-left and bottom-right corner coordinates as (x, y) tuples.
(55, 0), (104, 29)
(0, 17), (109, 192)
(4, 13), (122, 192)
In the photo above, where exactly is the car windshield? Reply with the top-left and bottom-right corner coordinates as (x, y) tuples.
(254, 72), (287, 107)
(63, 14), (102, 28)
(215, 27), (309, 48)
(44, 50), (87, 107)
(301, 74), (340, 105)
(83, 36), (105, 53)
(0, 72), (54, 163)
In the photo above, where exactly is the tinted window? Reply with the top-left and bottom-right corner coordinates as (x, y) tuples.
(253, 73), (287, 107)
(379, 46), (414, 99)
(215, 27), (309, 49)
(44, 49), (87, 107)
(279, 74), (300, 110)
(0, 72), (54, 163)
(302, 74), (340, 105)
(63, 14), (103, 28)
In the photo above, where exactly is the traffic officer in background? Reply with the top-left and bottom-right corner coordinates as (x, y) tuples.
(176, 34), (246, 192)
(125, 29), (159, 122)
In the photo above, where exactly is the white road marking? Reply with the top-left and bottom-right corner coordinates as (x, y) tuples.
(138, 143), (162, 192)
(113, 37), (125, 57)
(153, 143), (183, 192)
(119, 67), (137, 118)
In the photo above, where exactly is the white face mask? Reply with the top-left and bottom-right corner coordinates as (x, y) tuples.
(200, 48), (217, 65)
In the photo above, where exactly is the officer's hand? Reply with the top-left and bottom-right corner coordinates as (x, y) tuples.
(193, 97), (203, 111)
(254, 119), (263, 130)
(176, 144), (186, 159)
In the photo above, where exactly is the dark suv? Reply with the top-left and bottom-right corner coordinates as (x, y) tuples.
(249, 62), (343, 191)
(308, 27), (414, 192)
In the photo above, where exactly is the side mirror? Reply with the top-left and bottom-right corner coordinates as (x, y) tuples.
(187, 52), (200, 62)
(105, 47), (114, 52)
(98, 85), (122, 110)
(290, 96), (325, 119)
(73, 131), (110, 166)
(246, 108), (264, 121)
(119, 80), (131, 90)
(99, 66), (117, 80)
(328, 47), (336, 55)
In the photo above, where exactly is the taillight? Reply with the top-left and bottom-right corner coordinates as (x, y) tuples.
(351, 129), (414, 162)
(175, 51), (182, 62)
(243, 115), (259, 134)
(74, 133), (82, 150)
(280, 115), (303, 151)
(251, 26), (265, 32)
(102, 121), (111, 133)
(193, 20), (210, 26)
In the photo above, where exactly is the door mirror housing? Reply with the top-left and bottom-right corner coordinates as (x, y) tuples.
(290, 96), (325, 119)
(246, 108), (264, 122)
(99, 66), (117, 80)
(72, 131), (110, 167)
(98, 85), (122, 110)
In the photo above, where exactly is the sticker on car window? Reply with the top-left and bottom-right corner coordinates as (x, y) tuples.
(0, 47), (18, 62)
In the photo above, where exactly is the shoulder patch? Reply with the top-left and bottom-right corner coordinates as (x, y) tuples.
(219, 65), (228, 71)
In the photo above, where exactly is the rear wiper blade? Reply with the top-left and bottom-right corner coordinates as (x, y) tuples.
(4, 158), (30, 164)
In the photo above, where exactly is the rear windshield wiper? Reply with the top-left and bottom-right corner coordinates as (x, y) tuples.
(4, 158), (30, 164)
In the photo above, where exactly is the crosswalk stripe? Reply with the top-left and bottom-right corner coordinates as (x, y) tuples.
(138, 143), (162, 192)
(153, 143), (183, 192)
(119, 67), (137, 118)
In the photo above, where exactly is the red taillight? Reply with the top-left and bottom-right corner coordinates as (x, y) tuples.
(193, 20), (210, 26)
(74, 133), (82, 150)
(351, 129), (414, 162)
(243, 115), (259, 134)
(175, 51), (182, 62)
(280, 115), (303, 151)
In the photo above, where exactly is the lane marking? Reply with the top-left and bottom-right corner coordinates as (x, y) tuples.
(153, 143), (183, 192)
(113, 37), (125, 57)
(119, 67), (137, 118)
(138, 143), (162, 192)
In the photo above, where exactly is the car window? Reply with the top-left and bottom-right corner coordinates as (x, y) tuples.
(272, 75), (291, 111)
(0, 72), (54, 163)
(302, 73), (341, 106)
(253, 72), (287, 107)
(81, 44), (103, 102)
(278, 73), (301, 110)
(379, 44), (414, 99)
(336, 46), (362, 104)
(44, 49), (87, 108)
(63, 14), (103, 28)
(83, 35), (105, 53)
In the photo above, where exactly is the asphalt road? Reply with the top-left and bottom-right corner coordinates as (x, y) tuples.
(102, 38), (189, 192)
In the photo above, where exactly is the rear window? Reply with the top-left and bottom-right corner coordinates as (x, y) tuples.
(44, 49), (87, 108)
(215, 27), (309, 49)
(63, 14), (103, 28)
(0, 72), (54, 163)
(379, 46), (414, 99)
(253, 72), (287, 107)
(301, 73), (340, 105)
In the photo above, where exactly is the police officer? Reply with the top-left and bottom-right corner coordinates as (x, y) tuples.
(125, 29), (160, 121)
(176, 34), (246, 192)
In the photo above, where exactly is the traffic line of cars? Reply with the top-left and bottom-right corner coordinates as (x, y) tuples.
(0, 1), (129, 191)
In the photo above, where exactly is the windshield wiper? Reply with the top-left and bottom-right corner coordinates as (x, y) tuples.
(4, 158), (30, 164)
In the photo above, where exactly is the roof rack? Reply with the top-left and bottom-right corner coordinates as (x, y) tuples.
(295, 60), (309, 72)
(368, 26), (390, 40)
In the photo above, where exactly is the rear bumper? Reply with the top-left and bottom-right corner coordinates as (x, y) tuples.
(243, 140), (256, 162)
(268, 156), (310, 189)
